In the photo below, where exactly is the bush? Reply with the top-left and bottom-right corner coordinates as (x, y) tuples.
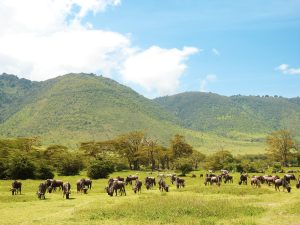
(57, 154), (84, 176)
(7, 155), (36, 179)
(0, 160), (8, 179)
(87, 159), (114, 179)
(36, 164), (54, 179)
(179, 163), (193, 176)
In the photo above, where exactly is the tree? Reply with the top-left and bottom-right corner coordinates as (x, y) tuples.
(113, 131), (145, 170)
(170, 134), (193, 159)
(190, 151), (206, 169)
(87, 159), (114, 179)
(7, 154), (36, 179)
(266, 130), (297, 166)
(57, 154), (84, 176)
(205, 150), (235, 171)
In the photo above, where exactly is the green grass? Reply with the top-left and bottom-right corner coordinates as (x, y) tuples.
(1, 171), (300, 225)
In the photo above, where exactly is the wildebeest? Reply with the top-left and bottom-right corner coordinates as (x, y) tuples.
(176, 177), (185, 188)
(77, 178), (92, 193)
(191, 174), (196, 178)
(106, 180), (126, 196)
(211, 176), (221, 186)
(47, 179), (63, 193)
(199, 174), (204, 178)
(223, 174), (233, 184)
(250, 177), (261, 188)
(204, 174), (212, 186)
(158, 178), (169, 192)
(296, 176), (300, 189)
(11, 180), (22, 195)
(37, 182), (47, 199)
(284, 174), (296, 183)
(145, 176), (156, 190)
(171, 174), (177, 184)
(133, 180), (142, 194)
(238, 174), (248, 185)
(63, 182), (71, 199)
(275, 178), (291, 193)
(125, 175), (138, 185)
(264, 175), (279, 186)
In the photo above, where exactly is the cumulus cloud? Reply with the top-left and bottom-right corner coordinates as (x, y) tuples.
(276, 64), (300, 75)
(212, 48), (220, 56)
(0, 0), (198, 97)
(200, 74), (217, 92)
(121, 46), (198, 97)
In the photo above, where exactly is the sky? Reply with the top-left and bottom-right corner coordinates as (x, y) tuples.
(0, 0), (299, 98)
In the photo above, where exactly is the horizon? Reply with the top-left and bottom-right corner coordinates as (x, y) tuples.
(0, 0), (299, 98)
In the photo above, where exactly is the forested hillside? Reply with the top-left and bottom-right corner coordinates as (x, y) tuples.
(155, 92), (300, 140)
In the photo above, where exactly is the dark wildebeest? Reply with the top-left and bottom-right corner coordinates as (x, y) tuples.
(275, 178), (291, 193)
(223, 174), (233, 184)
(106, 180), (126, 196)
(63, 182), (71, 199)
(47, 179), (63, 193)
(204, 174), (212, 186)
(133, 180), (142, 194)
(158, 178), (169, 192)
(284, 174), (296, 183)
(250, 177), (261, 188)
(145, 176), (156, 190)
(176, 177), (185, 189)
(11, 180), (22, 195)
(191, 174), (196, 178)
(116, 176), (124, 182)
(37, 182), (47, 199)
(171, 174), (177, 184)
(211, 176), (221, 186)
(238, 174), (248, 185)
(296, 176), (300, 189)
(125, 175), (138, 185)
(77, 178), (92, 193)
(264, 175), (279, 186)
(200, 174), (204, 178)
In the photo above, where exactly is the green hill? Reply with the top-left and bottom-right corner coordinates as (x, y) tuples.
(154, 92), (300, 141)
(0, 73), (202, 148)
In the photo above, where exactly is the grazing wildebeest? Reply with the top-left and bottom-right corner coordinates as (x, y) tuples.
(106, 180), (126, 196)
(77, 178), (92, 193)
(211, 176), (221, 186)
(250, 177), (261, 188)
(158, 178), (169, 192)
(47, 179), (63, 193)
(11, 180), (22, 195)
(296, 176), (300, 189)
(63, 182), (71, 199)
(133, 180), (142, 194)
(125, 175), (138, 185)
(191, 174), (196, 178)
(238, 174), (248, 185)
(116, 176), (124, 181)
(264, 175), (279, 186)
(204, 174), (212, 186)
(223, 174), (233, 184)
(275, 178), (291, 193)
(37, 182), (47, 199)
(171, 174), (177, 184)
(145, 177), (156, 189)
(176, 177), (185, 188)
(284, 174), (296, 183)
(199, 174), (204, 178)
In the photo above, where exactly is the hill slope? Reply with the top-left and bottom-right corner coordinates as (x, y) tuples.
(0, 73), (210, 148)
(155, 92), (300, 140)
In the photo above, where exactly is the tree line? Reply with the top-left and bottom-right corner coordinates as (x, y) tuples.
(0, 130), (299, 180)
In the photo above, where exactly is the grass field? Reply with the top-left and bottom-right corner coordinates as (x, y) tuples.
(1, 171), (300, 225)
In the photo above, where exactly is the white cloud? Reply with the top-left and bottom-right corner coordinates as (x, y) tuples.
(212, 48), (220, 56)
(0, 0), (198, 97)
(276, 64), (300, 75)
(200, 74), (217, 92)
(120, 46), (198, 97)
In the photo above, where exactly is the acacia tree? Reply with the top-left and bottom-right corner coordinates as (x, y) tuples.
(170, 134), (193, 159)
(266, 130), (297, 166)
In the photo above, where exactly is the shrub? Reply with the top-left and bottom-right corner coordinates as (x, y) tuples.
(36, 164), (54, 179)
(57, 154), (84, 176)
(87, 159), (114, 179)
(179, 163), (193, 176)
(0, 160), (8, 179)
(7, 155), (36, 179)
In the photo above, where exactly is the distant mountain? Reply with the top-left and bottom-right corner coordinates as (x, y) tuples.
(154, 92), (300, 140)
(1, 73), (299, 153)
(0, 73), (190, 147)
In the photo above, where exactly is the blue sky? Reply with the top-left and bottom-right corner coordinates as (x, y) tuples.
(90, 0), (300, 97)
(0, 0), (299, 98)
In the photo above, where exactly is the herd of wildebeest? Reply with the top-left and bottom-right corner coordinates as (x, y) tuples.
(8, 170), (300, 199)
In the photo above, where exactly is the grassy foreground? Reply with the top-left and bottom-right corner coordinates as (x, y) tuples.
(0, 171), (300, 225)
